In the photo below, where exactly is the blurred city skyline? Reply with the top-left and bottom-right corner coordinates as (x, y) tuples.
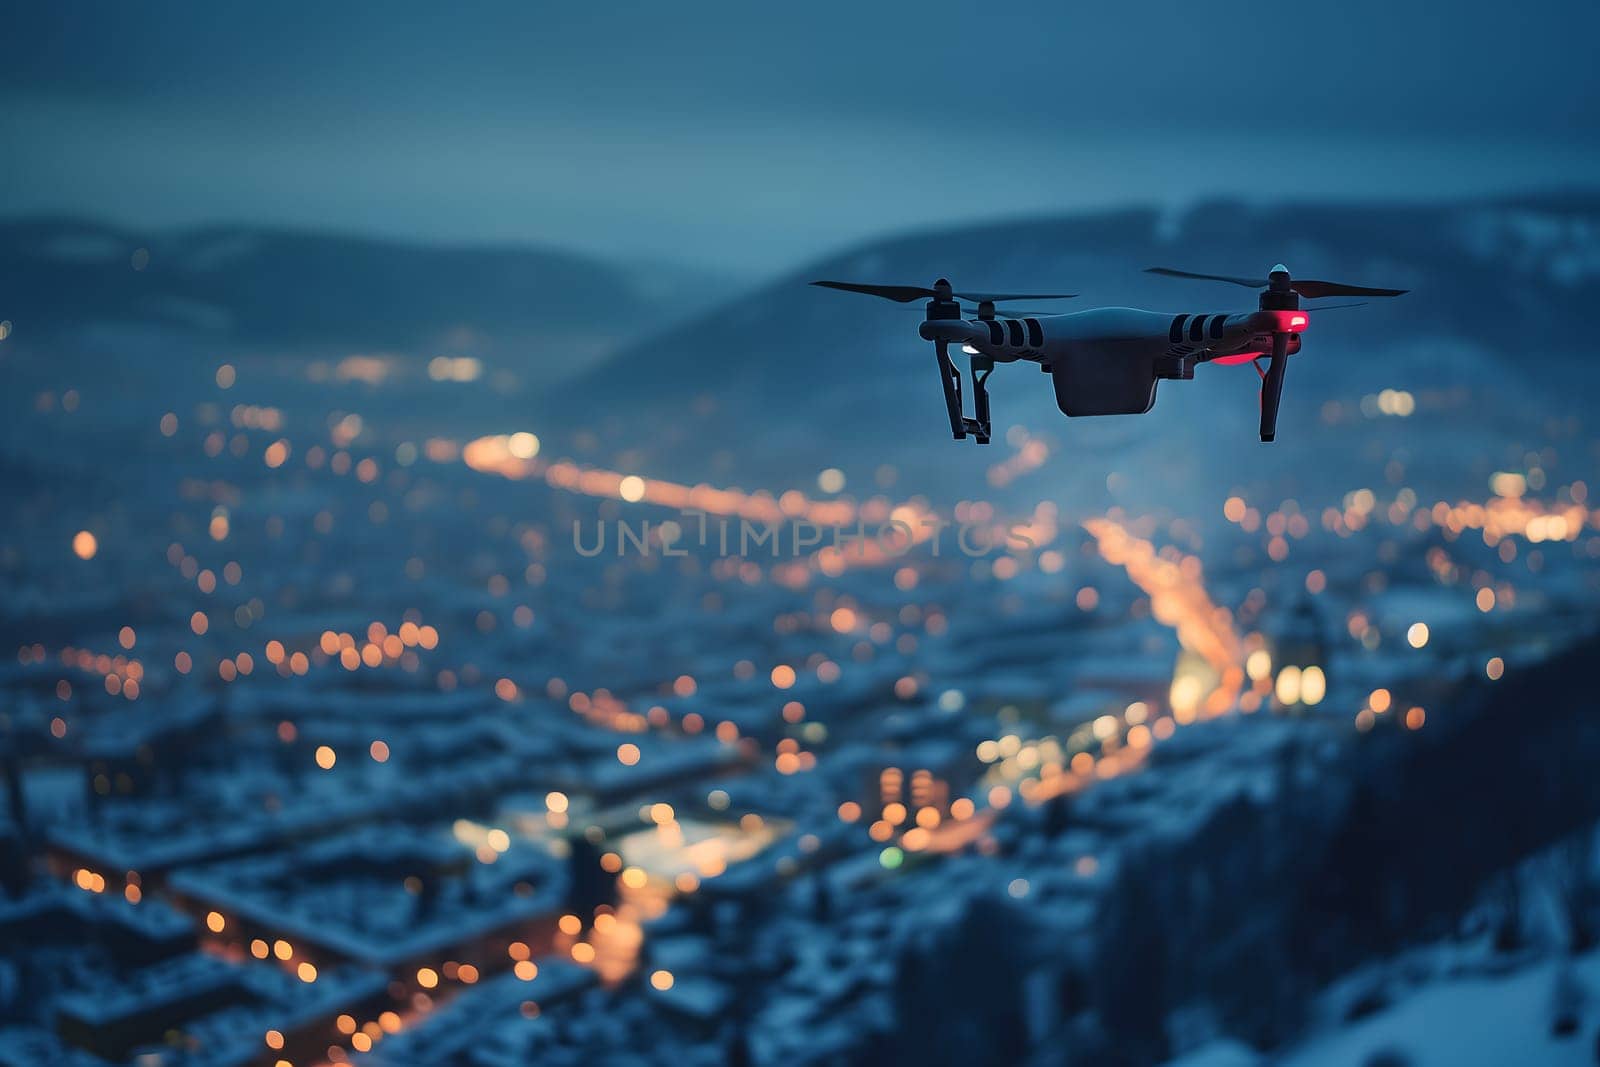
(4, 1), (1599, 271)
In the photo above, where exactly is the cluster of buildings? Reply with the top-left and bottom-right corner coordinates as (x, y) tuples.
(1, 372), (1596, 1065)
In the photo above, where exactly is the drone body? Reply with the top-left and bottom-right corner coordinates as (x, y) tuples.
(813, 266), (1406, 443)
(919, 305), (1307, 421)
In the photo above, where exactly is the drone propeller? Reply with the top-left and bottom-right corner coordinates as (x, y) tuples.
(811, 280), (1077, 304)
(897, 304), (1067, 317)
(1144, 265), (1407, 299)
(1146, 267), (1266, 289)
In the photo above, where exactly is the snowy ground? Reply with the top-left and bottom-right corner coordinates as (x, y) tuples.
(1171, 950), (1600, 1067)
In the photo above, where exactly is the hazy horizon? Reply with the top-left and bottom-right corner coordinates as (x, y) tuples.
(5, 170), (1596, 283)
(6, 2), (1597, 272)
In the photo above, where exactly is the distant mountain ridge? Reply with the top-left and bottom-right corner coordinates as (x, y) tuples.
(0, 217), (733, 355)
(4, 195), (1594, 511)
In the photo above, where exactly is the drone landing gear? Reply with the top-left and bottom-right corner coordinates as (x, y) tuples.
(934, 341), (992, 444)
(970, 358), (992, 443)
(1246, 333), (1291, 441)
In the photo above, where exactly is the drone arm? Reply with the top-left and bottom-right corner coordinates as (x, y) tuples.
(1259, 331), (1290, 442)
(918, 319), (987, 346)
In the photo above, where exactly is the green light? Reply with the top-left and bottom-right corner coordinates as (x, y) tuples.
(879, 847), (903, 869)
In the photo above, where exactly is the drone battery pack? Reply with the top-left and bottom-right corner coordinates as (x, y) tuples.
(1050, 350), (1160, 416)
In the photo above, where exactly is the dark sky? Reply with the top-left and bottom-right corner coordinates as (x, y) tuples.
(5, 1), (1597, 271)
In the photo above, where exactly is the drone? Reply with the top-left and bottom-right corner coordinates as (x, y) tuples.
(812, 265), (1407, 443)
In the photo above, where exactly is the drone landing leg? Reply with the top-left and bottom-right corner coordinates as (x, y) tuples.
(1259, 331), (1290, 443)
(967, 355), (993, 444)
(934, 341), (967, 439)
